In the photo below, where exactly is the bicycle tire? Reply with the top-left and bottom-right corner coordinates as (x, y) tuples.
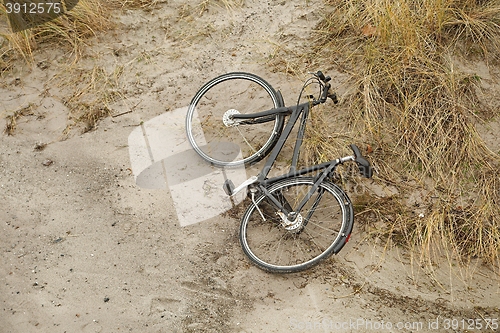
(240, 177), (353, 273)
(186, 72), (285, 168)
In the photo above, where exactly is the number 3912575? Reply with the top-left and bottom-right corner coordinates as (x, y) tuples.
(5, 2), (62, 14)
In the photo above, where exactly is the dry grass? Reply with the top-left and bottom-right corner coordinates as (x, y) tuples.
(4, 104), (35, 135)
(111, 0), (166, 10)
(166, 0), (244, 45)
(0, 0), (125, 134)
(0, 0), (243, 64)
(302, 0), (500, 269)
(57, 64), (125, 135)
(196, 0), (244, 13)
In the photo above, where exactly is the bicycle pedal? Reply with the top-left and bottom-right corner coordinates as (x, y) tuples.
(223, 179), (235, 196)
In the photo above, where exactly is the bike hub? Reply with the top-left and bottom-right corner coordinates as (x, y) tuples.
(278, 212), (304, 232)
(223, 109), (240, 127)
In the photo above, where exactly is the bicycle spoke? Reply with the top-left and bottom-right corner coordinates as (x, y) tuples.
(290, 234), (313, 262)
(271, 236), (286, 266)
(304, 189), (324, 224)
(235, 125), (257, 155)
(300, 228), (329, 253)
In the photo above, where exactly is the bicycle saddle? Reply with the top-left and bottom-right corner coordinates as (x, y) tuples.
(350, 144), (373, 178)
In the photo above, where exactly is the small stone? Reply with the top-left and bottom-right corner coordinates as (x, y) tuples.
(34, 142), (47, 151)
(52, 237), (63, 244)
(42, 159), (53, 166)
(37, 61), (49, 70)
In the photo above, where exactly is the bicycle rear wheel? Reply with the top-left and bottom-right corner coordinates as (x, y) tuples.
(240, 177), (353, 273)
(186, 72), (285, 168)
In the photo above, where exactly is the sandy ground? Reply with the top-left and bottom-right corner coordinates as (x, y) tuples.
(1, 1), (500, 332)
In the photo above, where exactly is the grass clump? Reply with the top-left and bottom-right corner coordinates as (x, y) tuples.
(197, 0), (244, 13)
(112, 0), (166, 9)
(58, 64), (125, 135)
(4, 104), (35, 135)
(305, 0), (500, 269)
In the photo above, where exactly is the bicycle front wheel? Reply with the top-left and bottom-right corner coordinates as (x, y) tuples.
(186, 72), (285, 168)
(240, 177), (353, 273)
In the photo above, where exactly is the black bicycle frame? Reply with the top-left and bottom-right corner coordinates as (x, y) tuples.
(232, 99), (346, 218)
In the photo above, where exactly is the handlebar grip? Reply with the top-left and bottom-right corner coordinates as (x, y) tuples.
(316, 71), (332, 83)
(317, 71), (326, 81)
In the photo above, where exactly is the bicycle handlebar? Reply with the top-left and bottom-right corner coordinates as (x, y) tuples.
(316, 71), (330, 82)
(313, 71), (338, 105)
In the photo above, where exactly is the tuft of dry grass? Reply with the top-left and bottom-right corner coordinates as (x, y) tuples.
(196, 0), (244, 13)
(4, 104), (35, 135)
(111, 0), (165, 10)
(302, 0), (500, 269)
(57, 64), (125, 135)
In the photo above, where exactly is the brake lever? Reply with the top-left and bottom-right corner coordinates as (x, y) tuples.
(309, 71), (331, 83)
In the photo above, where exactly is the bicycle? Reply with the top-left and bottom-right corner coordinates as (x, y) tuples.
(185, 71), (373, 273)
